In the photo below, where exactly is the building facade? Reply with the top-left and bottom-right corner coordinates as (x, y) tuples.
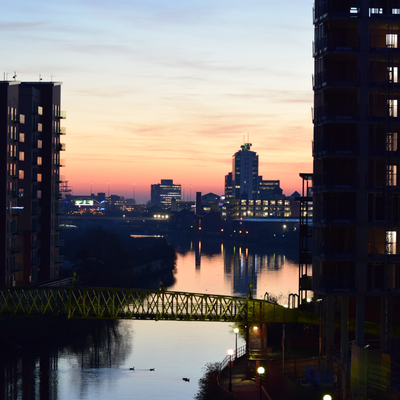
(151, 179), (181, 208)
(225, 143), (259, 200)
(312, 0), (400, 385)
(0, 81), (65, 286)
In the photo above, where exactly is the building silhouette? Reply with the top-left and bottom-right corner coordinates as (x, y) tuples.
(225, 143), (259, 200)
(150, 179), (181, 208)
(313, 0), (400, 393)
(0, 81), (65, 286)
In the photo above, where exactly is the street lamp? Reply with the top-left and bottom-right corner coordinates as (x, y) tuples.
(227, 349), (234, 392)
(323, 395), (332, 400)
(257, 366), (265, 400)
(233, 328), (239, 362)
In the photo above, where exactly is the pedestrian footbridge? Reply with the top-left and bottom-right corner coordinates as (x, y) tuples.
(0, 285), (320, 325)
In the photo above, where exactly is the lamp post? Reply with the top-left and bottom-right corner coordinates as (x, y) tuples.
(227, 349), (234, 392)
(257, 366), (265, 400)
(233, 328), (239, 362)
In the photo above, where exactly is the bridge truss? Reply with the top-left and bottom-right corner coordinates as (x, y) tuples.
(0, 286), (320, 324)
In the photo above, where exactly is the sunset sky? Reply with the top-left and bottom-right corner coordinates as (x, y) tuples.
(2, 0), (313, 203)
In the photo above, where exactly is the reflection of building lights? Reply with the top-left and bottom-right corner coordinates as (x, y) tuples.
(239, 231), (242, 234)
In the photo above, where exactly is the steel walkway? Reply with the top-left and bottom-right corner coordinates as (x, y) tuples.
(0, 285), (320, 324)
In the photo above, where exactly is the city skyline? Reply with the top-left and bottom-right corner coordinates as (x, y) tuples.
(2, 0), (313, 203)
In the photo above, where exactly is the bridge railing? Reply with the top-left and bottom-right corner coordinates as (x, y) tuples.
(220, 345), (246, 371)
(0, 286), (321, 326)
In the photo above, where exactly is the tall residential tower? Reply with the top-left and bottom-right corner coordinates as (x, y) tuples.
(0, 81), (65, 286)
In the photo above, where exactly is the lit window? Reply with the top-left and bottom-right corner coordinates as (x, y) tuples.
(37, 157), (42, 166)
(19, 133), (25, 143)
(38, 140), (42, 149)
(387, 231), (397, 254)
(37, 173), (42, 182)
(19, 170), (24, 180)
(19, 151), (24, 161)
(386, 34), (398, 48)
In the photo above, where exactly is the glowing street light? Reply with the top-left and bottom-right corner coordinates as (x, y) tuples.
(233, 328), (239, 363)
(227, 349), (234, 392)
(257, 366), (265, 400)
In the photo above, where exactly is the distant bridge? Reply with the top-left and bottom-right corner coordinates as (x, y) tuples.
(0, 285), (320, 325)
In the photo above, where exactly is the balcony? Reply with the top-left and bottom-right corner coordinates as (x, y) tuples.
(32, 256), (41, 265)
(313, 2), (360, 23)
(54, 239), (65, 247)
(313, 70), (359, 90)
(55, 110), (66, 119)
(10, 113), (19, 123)
(54, 126), (66, 135)
(313, 35), (360, 57)
(313, 104), (359, 123)
(313, 139), (358, 157)
(55, 143), (66, 151)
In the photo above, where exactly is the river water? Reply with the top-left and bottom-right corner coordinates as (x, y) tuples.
(4, 237), (300, 400)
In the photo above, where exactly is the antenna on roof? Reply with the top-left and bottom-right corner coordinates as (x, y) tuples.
(13, 72), (17, 80)
(39, 74), (42, 81)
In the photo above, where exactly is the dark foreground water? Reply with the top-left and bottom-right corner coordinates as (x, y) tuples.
(3, 238), (300, 399)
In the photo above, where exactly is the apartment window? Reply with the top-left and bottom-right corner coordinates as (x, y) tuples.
(38, 123), (43, 132)
(18, 189), (24, 198)
(38, 139), (42, 149)
(388, 67), (398, 83)
(369, 8), (382, 15)
(19, 170), (24, 180)
(387, 132), (398, 151)
(37, 173), (42, 182)
(387, 231), (397, 254)
(37, 156), (42, 166)
(38, 106), (43, 115)
(388, 99), (398, 117)
(19, 133), (25, 142)
(387, 165), (397, 186)
(19, 151), (24, 161)
(386, 34), (398, 48)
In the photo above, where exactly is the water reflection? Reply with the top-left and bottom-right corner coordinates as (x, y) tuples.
(168, 236), (299, 303)
(2, 237), (300, 399)
(1, 319), (131, 400)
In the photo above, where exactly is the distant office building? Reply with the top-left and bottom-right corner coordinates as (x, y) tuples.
(151, 179), (181, 208)
(221, 198), (292, 220)
(0, 81), (65, 286)
(225, 143), (259, 200)
(259, 179), (282, 199)
(224, 172), (233, 199)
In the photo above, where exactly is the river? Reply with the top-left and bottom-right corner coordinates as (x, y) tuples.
(3, 237), (300, 400)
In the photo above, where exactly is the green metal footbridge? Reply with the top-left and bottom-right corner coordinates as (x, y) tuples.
(0, 285), (320, 325)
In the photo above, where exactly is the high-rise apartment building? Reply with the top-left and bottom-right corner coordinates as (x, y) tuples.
(225, 143), (259, 200)
(151, 179), (181, 208)
(313, 0), (400, 386)
(0, 81), (65, 286)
